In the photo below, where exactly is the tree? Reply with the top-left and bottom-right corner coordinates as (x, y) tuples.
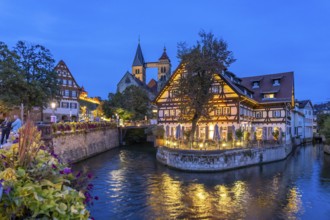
(122, 86), (151, 120)
(235, 128), (243, 141)
(103, 86), (151, 121)
(0, 42), (27, 111)
(317, 113), (330, 133)
(13, 41), (59, 113)
(0, 41), (59, 120)
(176, 31), (235, 142)
(321, 117), (330, 145)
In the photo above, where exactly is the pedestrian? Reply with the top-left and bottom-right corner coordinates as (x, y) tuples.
(11, 115), (22, 134)
(0, 117), (12, 145)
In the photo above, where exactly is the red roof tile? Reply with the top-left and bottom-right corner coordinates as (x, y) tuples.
(240, 72), (294, 103)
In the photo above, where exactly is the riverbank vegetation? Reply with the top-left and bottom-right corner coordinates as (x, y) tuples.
(0, 120), (93, 219)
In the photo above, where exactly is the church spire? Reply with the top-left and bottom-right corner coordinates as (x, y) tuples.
(159, 46), (170, 61)
(132, 41), (145, 66)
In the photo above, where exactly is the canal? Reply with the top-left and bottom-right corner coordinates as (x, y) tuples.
(74, 144), (330, 220)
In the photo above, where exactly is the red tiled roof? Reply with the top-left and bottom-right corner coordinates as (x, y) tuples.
(159, 47), (170, 61)
(147, 79), (158, 94)
(240, 72), (294, 103)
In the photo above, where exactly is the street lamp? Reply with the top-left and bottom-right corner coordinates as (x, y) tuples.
(50, 101), (57, 123)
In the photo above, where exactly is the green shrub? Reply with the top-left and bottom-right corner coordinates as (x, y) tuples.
(0, 120), (91, 219)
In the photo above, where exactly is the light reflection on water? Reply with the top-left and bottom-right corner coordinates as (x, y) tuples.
(73, 144), (330, 220)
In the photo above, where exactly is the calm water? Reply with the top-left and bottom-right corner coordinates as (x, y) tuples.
(74, 144), (330, 220)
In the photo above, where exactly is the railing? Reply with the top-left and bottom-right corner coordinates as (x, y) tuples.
(122, 120), (152, 127)
(161, 138), (283, 151)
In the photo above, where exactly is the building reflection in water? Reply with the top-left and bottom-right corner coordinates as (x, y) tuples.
(283, 187), (303, 219)
(147, 172), (304, 219)
(72, 144), (328, 219)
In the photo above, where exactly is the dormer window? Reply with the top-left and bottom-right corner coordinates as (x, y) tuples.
(252, 81), (259, 88)
(273, 79), (280, 86)
(264, 93), (275, 99)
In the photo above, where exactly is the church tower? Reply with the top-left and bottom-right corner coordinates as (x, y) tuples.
(157, 47), (171, 91)
(132, 42), (146, 84)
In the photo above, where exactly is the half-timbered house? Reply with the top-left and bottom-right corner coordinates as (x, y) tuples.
(154, 64), (295, 144)
(43, 60), (81, 122)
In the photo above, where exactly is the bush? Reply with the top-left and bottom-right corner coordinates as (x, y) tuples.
(321, 117), (330, 145)
(0, 120), (92, 219)
(235, 128), (243, 141)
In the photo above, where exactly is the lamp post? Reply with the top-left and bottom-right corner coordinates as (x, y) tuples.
(50, 101), (56, 123)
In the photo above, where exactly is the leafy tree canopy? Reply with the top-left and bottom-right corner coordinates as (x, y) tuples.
(0, 41), (59, 114)
(321, 117), (330, 145)
(176, 30), (235, 142)
(103, 86), (151, 121)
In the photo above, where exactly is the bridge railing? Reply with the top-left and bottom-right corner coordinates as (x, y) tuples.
(122, 120), (151, 127)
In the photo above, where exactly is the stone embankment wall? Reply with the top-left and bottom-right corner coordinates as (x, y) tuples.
(157, 144), (292, 172)
(53, 128), (119, 163)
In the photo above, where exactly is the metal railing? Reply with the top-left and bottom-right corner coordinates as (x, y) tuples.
(161, 138), (283, 151)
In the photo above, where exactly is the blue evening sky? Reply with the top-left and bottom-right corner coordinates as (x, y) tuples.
(0, 0), (329, 103)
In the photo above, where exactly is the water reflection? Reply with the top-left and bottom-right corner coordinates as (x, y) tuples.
(73, 144), (330, 219)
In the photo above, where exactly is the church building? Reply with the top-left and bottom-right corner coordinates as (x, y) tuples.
(117, 42), (171, 100)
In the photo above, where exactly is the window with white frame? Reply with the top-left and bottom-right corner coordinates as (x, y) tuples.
(211, 85), (221, 94)
(72, 90), (77, 97)
(64, 90), (69, 97)
(273, 110), (281, 118)
(252, 81), (259, 88)
(70, 103), (77, 109)
(273, 79), (280, 86)
(255, 111), (262, 118)
(61, 102), (69, 108)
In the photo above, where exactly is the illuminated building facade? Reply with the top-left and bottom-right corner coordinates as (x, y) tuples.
(155, 64), (296, 143)
(43, 60), (81, 122)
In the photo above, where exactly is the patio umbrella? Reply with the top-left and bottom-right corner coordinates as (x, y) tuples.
(213, 124), (220, 141)
(232, 125), (236, 140)
(219, 126), (223, 140)
(175, 124), (181, 139)
(165, 125), (169, 137)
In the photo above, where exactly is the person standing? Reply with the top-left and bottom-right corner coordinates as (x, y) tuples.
(11, 115), (22, 134)
(1, 117), (12, 145)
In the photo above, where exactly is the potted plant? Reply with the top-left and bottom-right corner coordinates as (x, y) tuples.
(272, 129), (280, 143)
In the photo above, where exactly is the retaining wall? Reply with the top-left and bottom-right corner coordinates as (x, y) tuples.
(53, 128), (119, 163)
(156, 144), (293, 172)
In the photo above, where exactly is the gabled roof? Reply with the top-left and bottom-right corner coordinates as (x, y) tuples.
(132, 43), (145, 66)
(54, 60), (81, 89)
(159, 47), (170, 61)
(297, 100), (313, 109)
(117, 71), (157, 96)
(147, 79), (158, 94)
(154, 63), (257, 105)
(240, 72), (294, 103)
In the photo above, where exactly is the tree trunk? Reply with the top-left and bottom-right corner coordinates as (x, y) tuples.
(189, 114), (199, 148)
